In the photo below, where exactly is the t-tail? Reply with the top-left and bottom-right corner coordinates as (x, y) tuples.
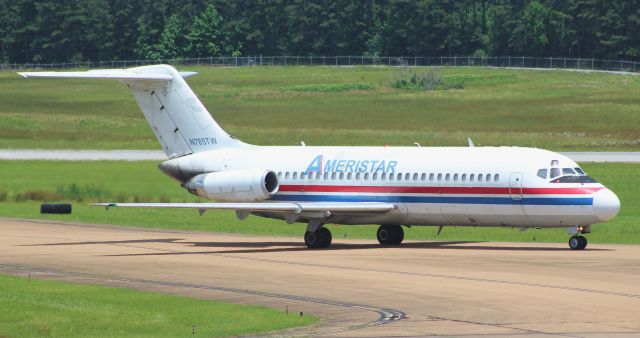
(19, 65), (245, 158)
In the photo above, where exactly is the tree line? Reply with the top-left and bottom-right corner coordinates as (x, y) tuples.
(1, 0), (639, 64)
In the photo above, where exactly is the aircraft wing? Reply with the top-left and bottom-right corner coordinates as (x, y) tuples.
(93, 202), (395, 221)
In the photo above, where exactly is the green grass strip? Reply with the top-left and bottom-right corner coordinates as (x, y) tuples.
(0, 161), (637, 244)
(0, 274), (316, 337)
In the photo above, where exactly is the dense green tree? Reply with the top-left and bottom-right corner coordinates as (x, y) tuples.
(159, 14), (189, 59)
(188, 4), (239, 57)
(510, 1), (552, 56)
(110, 0), (140, 60)
(2, 0), (640, 63)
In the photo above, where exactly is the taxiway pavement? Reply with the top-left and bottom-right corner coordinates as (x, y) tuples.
(1, 218), (639, 337)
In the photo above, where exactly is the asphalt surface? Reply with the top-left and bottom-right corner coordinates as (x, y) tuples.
(2, 218), (639, 337)
(1, 149), (639, 163)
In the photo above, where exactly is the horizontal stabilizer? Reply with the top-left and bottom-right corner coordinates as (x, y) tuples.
(18, 68), (197, 81)
(93, 202), (395, 214)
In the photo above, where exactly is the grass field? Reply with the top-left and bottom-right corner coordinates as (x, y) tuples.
(0, 160), (637, 244)
(1, 66), (639, 150)
(0, 274), (316, 337)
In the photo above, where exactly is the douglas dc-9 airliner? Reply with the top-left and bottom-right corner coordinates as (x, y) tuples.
(20, 65), (620, 250)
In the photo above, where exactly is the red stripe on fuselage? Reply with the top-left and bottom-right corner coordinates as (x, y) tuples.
(279, 185), (603, 195)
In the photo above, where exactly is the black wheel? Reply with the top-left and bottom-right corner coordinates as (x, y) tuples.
(304, 227), (332, 249)
(377, 225), (392, 245)
(305, 231), (322, 249)
(569, 236), (587, 250)
(578, 236), (588, 250)
(392, 226), (404, 244)
(377, 225), (404, 245)
(318, 227), (332, 248)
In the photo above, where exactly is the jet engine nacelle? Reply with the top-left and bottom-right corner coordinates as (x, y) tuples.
(183, 170), (279, 202)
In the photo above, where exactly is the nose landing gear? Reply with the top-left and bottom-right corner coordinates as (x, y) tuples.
(567, 225), (590, 250)
(568, 235), (588, 250)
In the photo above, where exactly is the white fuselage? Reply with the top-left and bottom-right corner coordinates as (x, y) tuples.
(163, 145), (620, 229)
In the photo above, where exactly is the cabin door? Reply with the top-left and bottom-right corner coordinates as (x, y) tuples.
(509, 172), (523, 200)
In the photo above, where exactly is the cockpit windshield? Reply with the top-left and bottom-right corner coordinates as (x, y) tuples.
(536, 165), (594, 183)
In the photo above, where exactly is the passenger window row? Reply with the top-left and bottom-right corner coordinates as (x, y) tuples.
(276, 171), (500, 183)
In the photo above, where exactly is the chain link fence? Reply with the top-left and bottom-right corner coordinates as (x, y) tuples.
(2, 56), (639, 72)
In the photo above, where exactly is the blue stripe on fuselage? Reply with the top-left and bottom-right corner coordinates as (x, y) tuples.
(271, 194), (593, 206)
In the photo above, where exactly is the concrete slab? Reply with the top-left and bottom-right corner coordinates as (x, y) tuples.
(1, 218), (639, 337)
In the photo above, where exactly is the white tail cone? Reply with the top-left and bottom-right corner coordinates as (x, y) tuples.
(593, 188), (621, 222)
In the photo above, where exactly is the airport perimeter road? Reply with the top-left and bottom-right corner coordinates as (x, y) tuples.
(1, 219), (640, 337)
(0, 149), (639, 162)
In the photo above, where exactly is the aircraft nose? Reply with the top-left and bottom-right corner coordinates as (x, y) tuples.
(593, 188), (620, 222)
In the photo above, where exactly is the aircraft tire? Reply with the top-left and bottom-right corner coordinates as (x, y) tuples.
(578, 236), (588, 250)
(318, 227), (332, 248)
(305, 227), (331, 249)
(377, 225), (403, 245)
(305, 231), (321, 249)
(393, 226), (404, 244)
(377, 225), (392, 245)
(569, 235), (587, 250)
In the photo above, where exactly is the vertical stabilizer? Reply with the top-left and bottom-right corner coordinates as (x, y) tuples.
(19, 65), (245, 158)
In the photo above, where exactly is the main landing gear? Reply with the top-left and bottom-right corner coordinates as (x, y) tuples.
(377, 225), (404, 245)
(304, 219), (332, 249)
(304, 227), (332, 249)
(303, 222), (406, 249)
(568, 236), (588, 250)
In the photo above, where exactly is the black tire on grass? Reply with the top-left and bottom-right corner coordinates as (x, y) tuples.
(40, 203), (72, 214)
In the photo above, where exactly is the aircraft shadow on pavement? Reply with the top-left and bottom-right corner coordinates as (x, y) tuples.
(20, 238), (185, 246)
(98, 240), (611, 257)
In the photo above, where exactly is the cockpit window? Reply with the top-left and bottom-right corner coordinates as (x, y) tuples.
(550, 176), (597, 183)
(574, 167), (585, 175)
(550, 168), (561, 178)
(562, 168), (577, 175)
(537, 169), (548, 179)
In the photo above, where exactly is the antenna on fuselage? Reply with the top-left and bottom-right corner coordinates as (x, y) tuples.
(467, 137), (475, 147)
(414, 142), (421, 147)
(300, 141), (306, 147)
